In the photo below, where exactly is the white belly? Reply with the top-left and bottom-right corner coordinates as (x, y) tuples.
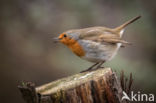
(78, 40), (121, 63)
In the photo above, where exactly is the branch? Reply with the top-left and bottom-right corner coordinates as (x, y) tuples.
(18, 68), (126, 103)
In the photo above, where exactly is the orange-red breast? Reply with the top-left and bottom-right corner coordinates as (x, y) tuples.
(54, 16), (141, 72)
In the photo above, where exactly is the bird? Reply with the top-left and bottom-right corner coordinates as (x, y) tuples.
(53, 16), (141, 72)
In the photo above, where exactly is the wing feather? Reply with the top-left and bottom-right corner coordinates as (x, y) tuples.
(79, 29), (131, 45)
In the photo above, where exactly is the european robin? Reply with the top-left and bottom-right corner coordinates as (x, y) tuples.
(54, 16), (141, 72)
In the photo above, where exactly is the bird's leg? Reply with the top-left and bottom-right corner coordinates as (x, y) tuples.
(87, 62), (100, 70)
(80, 62), (100, 73)
(95, 61), (105, 69)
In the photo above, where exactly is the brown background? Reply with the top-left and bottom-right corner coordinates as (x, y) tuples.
(1, 0), (156, 103)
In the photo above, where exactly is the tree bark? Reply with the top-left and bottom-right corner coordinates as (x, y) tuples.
(18, 68), (125, 103)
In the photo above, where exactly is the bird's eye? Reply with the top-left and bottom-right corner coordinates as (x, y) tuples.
(64, 34), (67, 37)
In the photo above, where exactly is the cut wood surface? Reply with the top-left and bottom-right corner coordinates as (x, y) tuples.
(18, 68), (125, 103)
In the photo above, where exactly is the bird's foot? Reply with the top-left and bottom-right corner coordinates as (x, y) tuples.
(80, 62), (100, 73)
(80, 70), (88, 73)
(80, 67), (94, 73)
(98, 66), (105, 69)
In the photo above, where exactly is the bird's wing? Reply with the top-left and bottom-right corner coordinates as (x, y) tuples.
(99, 35), (131, 44)
(79, 29), (131, 45)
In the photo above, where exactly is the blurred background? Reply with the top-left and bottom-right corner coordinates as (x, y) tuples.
(1, 0), (156, 102)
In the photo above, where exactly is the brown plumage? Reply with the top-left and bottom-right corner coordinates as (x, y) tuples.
(54, 16), (141, 72)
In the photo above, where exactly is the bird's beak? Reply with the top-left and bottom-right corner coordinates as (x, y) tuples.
(53, 37), (60, 43)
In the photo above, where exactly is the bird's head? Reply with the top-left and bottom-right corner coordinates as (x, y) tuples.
(53, 30), (80, 46)
(53, 29), (85, 57)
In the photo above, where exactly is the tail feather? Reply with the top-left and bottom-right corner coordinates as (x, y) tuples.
(114, 16), (141, 37)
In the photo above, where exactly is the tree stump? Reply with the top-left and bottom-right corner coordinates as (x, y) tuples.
(18, 68), (124, 103)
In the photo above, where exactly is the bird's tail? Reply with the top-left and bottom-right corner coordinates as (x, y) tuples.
(114, 16), (141, 37)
